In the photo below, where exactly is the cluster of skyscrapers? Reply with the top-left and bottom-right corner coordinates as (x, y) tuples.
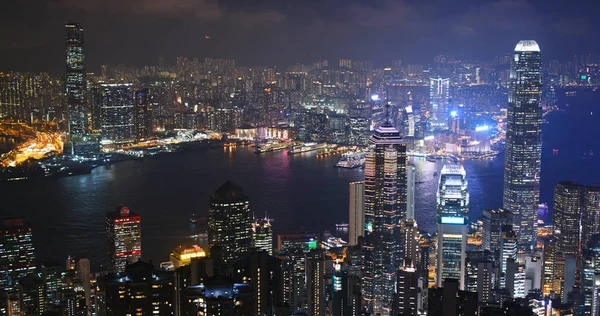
(3, 18), (600, 316)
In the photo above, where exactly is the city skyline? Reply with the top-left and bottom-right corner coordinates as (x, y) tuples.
(0, 1), (600, 311)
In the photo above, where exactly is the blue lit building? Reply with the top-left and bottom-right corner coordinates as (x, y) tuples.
(436, 164), (469, 290)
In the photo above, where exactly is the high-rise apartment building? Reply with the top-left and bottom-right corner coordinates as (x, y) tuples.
(65, 23), (87, 136)
(97, 83), (135, 143)
(502, 40), (542, 248)
(208, 181), (252, 263)
(465, 250), (494, 304)
(106, 206), (142, 273)
(306, 250), (326, 316)
(363, 118), (407, 313)
(436, 164), (469, 290)
(0, 218), (35, 291)
(348, 181), (365, 246)
(251, 216), (273, 255)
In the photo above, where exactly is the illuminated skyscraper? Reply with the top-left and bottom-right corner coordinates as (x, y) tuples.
(251, 216), (273, 255)
(106, 206), (142, 273)
(349, 181), (365, 246)
(134, 88), (154, 141)
(65, 23), (87, 136)
(363, 115), (407, 313)
(436, 164), (469, 290)
(429, 77), (450, 127)
(208, 181), (252, 263)
(0, 218), (36, 291)
(98, 83), (135, 143)
(481, 209), (513, 258)
(502, 40), (542, 248)
(552, 182), (600, 260)
(553, 182), (584, 257)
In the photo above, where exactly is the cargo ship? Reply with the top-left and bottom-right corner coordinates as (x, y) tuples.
(335, 151), (366, 168)
(288, 142), (327, 154)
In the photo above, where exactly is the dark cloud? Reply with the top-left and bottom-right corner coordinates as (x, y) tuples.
(0, 0), (598, 72)
(57, 0), (223, 19)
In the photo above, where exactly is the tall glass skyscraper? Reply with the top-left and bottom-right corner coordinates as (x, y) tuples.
(65, 23), (87, 136)
(208, 181), (252, 263)
(502, 40), (542, 248)
(363, 120), (406, 314)
(436, 164), (468, 290)
(429, 77), (450, 127)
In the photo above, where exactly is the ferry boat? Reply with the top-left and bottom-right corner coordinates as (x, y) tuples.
(335, 151), (366, 168)
(288, 142), (327, 154)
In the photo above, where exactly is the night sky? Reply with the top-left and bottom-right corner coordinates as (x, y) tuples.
(1, 0), (597, 72)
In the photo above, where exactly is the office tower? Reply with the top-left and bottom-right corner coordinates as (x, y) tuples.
(170, 245), (206, 268)
(481, 209), (513, 257)
(581, 235), (600, 316)
(347, 102), (370, 146)
(505, 259), (526, 298)
(233, 249), (284, 316)
(502, 40), (542, 248)
(77, 258), (91, 314)
(19, 274), (46, 315)
(582, 186), (600, 250)
(541, 237), (557, 297)
(436, 164), (469, 289)
(524, 256), (542, 294)
(500, 226), (517, 288)
(306, 250), (326, 316)
(363, 115), (407, 313)
(393, 262), (421, 316)
(428, 279), (478, 316)
(41, 262), (63, 305)
(331, 264), (363, 316)
(251, 216), (273, 255)
(208, 181), (252, 263)
(278, 249), (307, 311)
(134, 88), (153, 141)
(97, 83), (135, 143)
(276, 232), (319, 252)
(403, 219), (420, 267)
(404, 106), (415, 137)
(0, 218), (36, 291)
(65, 23), (87, 136)
(101, 261), (173, 315)
(429, 77), (450, 126)
(554, 182), (584, 257)
(465, 250), (494, 304)
(349, 181), (365, 246)
(407, 164), (416, 220)
(106, 205), (142, 273)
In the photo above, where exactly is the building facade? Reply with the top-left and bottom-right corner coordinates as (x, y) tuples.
(348, 181), (365, 246)
(208, 181), (252, 264)
(502, 40), (542, 248)
(363, 121), (407, 313)
(98, 83), (135, 143)
(106, 206), (142, 273)
(65, 23), (87, 136)
(436, 164), (469, 290)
